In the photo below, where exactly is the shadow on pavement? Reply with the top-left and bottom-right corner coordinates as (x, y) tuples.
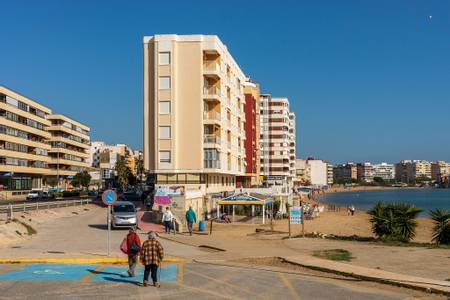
(88, 224), (108, 230)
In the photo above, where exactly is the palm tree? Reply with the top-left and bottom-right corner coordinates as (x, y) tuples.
(368, 202), (422, 242)
(429, 209), (450, 245)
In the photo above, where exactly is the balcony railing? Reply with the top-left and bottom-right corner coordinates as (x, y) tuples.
(204, 160), (221, 169)
(204, 135), (221, 144)
(203, 111), (221, 121)
(203, 86), (221, 97)
(203, 61), (221, 72)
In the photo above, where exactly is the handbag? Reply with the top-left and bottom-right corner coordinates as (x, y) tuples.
(120, 238), (128, 254)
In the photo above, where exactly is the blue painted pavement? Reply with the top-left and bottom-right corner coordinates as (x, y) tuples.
(0, 263), (178, 283)
(0, 264), (98, 281)
(91, 264), (177, 283)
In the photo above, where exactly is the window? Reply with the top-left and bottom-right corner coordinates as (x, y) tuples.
(159, 76), (171, 89)
(159, 101), (171, 114)
(159, 151), (171, 163)
(158, 52), (170, 65)
(159, 126), (171, 139)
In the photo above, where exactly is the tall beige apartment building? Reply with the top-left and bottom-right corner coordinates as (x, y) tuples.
(259, 95), (296, 190)
(0, 86), (90, 198)
(143, 35), (247, 195)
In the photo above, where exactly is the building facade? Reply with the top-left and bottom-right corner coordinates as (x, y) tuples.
(143, 35), (247, 195)
(236, 81), (260, 188)
(0, 86), (90, 197)
(259, 95), (296, 190)
(372, 163), (395, 181)
(333, 163), (357, 184)
(431, 161), (449, 182)
(357, 162), (374, 183)
(395, 160), (432, 183)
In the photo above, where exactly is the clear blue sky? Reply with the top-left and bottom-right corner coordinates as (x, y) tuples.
(1, 0), (449, 163)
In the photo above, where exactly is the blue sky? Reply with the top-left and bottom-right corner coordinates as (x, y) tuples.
(1, 0), (449, 163)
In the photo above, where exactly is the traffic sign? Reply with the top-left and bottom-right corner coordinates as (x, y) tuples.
(101, 189), (118, 206)
(290, 206), (302, 225)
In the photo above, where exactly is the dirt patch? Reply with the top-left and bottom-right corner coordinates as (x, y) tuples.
(312, 249), (354, 261)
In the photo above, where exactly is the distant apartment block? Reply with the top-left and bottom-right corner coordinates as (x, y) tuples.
(333, 163), (357, 184)
(357, 162), (374, 183)
(88, 141), (142, 184)
(431, 161), (449, 182)
(259, 95), (296, 190)
(372, 163), (395, 180)
(143, 35), (247, 195)
(395, 160), (432, 183)
(0, 86), (90, 197)
(236, 81), (261, 188)
(327, 163), (334, 186)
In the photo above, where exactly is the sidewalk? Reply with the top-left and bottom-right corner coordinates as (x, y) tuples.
(136, 210), (164, 233)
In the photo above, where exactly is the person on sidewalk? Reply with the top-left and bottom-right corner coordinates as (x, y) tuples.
(185, 206), (197, 236)
(125, 227), (141, 277)
(162, 206), (174, 234)
(140, 231), (164, 287)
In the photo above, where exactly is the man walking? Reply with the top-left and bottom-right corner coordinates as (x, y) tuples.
(185, 206), (196, 236)
(140, 231), (164, 287)
(125, 227), (141, 277)
(162, 206), (174, 234)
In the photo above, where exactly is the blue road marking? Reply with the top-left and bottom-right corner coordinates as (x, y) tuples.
(91, 264), (177, 283)
(0, 264), (98, 281)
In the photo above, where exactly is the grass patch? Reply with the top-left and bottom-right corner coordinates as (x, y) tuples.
(12, 219), (37, 235)
(313, 249), (354, 261)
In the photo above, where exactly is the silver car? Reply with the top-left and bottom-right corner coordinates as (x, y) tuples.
(110, 201), (137, 228)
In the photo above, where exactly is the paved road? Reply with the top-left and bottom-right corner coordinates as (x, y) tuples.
(0, 261), (436, 300)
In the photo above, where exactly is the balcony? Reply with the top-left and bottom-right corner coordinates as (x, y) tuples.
(203, 111), (221, 126)
(204, 134), (221, 144)
(203, 61), (221, 79)
(204, 160), (221, 169)
(203, 86), (221, 101)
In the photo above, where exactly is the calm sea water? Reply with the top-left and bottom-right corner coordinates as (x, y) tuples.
(317, 189), (450, 217)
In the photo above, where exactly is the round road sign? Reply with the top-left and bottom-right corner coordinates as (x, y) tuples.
(102, 189), (118, 206)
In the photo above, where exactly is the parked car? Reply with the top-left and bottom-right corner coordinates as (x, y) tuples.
(110, 201), (137, 229)
(26, 189), (54, 200)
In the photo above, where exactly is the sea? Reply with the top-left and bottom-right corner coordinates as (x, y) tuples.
(316, 188), (450, 217)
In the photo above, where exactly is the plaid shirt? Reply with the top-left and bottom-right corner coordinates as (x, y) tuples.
(140, 239), (164, 266)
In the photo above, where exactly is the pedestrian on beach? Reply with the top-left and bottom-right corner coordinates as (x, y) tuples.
(350, 205), (356, 216)
(185, 206), (197, 236)
(125, 227), (141, 277)
(347, 206), (351, 216)
(140, 231), (164, 287)
(162, 206), (174, 234)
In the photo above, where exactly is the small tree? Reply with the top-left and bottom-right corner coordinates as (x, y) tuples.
(368, 202), (422, 242)
(116, 155), (131, 191)
(72, 171), (91, 189)
(429, 209), (450, 245)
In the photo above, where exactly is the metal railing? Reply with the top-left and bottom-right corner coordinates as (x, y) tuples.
(204, 135), (221, 144)
(204, 160), (221, 169)
(203, 61), (221, 72)
(203, 86), (221, 97)
(203, 111), (221, 121)
(0, 199), (92, 215)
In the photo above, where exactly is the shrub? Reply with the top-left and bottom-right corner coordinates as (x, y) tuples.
(429, 209), (450, 245)
(368, 202), (422, 242)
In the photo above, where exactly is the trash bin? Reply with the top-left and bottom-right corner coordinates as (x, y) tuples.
(199, 220), (205, 231)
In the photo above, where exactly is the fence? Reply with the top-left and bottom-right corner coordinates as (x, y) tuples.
(0, 199), (92, 216)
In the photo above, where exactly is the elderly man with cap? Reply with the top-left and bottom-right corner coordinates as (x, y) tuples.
(140, 231), (164, 287)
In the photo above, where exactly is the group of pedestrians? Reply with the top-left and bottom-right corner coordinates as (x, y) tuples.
(122, 228), (164, 287)
(121, 206), (197, 287)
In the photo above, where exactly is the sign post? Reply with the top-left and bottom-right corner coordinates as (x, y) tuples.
(102, 189), (118, 257)
(290, 206), (302, 238)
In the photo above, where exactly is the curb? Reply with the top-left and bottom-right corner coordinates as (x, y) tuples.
(0, 257), (184, 264)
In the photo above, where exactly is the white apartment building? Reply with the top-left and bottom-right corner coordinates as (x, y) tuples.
(308, 159), (328, 187)
(372, 163), (395, 180)
(259, 95), (296, 190)
(143, 34), (247, 195)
